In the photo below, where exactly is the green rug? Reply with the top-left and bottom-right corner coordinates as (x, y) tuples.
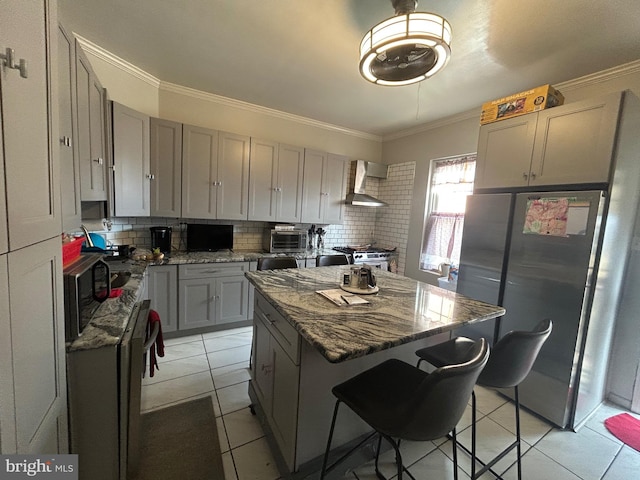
(131, 396), (224, 479)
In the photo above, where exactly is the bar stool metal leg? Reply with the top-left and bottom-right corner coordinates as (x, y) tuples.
(515, 386), (522, 480)
(471, 391), (477, 480)
(320, 400), (341, 480)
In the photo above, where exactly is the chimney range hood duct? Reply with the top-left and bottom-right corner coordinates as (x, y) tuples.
(345, 160), (389, 207)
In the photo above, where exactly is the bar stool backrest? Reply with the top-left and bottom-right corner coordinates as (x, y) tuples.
(401, 338), (489, 441)
(478, 318), (552, 389)
(316, 254), (350, 267)
(257, 256), (299, 270)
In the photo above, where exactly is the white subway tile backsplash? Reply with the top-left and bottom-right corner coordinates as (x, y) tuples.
(80, 161), (417, 272)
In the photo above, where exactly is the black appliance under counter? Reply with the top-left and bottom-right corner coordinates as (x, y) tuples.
(66, 259), (148, 352)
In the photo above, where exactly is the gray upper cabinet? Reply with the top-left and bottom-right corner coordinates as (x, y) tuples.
(150, 118), (182, 217)
(529, 92), (621, 186)
(475, 114), (537, 189)
(76, 44), (108, 201)
(1, 0), (61, 250)
(217, 131), (250, 220)
(181, 124), (219, 219)
(112, 102), (150, 216)
(301, 150), (347, 224)
(276, 144), (305, 223)
(475, 92), (622, 190)
(58, 23), (81, 231)
(248, 140), (304, 223)
(248, 138), (278, 221)
(181, 126), (250, 220)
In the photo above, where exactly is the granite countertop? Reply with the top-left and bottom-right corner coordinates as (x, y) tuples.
(245, 266), (505, 363)
(154, 248), (336, 264)
(66, 248), (336, 352)
(66, 258), (148, 352)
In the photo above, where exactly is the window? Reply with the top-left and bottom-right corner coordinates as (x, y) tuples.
(420, 154), (476, 272)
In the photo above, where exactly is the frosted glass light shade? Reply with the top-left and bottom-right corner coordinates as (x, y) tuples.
(359, 12), (452, 86)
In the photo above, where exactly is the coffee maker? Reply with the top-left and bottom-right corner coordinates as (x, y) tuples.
(150, 226), (172, 255)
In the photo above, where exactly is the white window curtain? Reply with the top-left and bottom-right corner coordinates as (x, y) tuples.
(420, 155), (476, 271)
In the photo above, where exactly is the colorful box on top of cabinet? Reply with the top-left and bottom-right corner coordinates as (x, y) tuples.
(480, 84), (564, 125)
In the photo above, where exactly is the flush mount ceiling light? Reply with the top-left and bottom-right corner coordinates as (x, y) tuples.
(359, 0), (452, 86)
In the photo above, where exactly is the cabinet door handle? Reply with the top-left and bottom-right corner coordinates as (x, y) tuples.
(261, 364), (272, 373)
(522, 172), (529, 180)
(93, 158), (104, 165)
(146, 174), (155, 180)
(60, 136), (71, 147)
(0, 48), (28, 78)
(530, 172), (537, 179)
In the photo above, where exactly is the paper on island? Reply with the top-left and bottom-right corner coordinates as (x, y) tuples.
(316, 289), (369, 306)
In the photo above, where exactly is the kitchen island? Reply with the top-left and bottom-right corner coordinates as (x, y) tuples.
(245, 266), (505, 476)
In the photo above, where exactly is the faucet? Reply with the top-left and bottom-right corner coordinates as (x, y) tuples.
(80, 224), (94, 248)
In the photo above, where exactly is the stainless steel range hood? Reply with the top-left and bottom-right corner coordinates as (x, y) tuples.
(345, 160), (389, 207)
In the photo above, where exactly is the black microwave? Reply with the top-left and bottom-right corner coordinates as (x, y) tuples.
(63, 254), (111, 341)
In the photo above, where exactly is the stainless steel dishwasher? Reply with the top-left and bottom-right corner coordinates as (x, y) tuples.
(67, 299), (153, 480)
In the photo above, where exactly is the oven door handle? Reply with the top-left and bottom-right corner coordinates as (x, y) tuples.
(143, 321), (160, 353)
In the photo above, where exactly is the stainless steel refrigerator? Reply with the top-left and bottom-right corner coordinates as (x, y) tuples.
(456, 190), (613, 429)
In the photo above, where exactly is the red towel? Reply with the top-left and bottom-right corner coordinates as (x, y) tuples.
(605, 413), (640, 452)
(147, 309), (165, 377)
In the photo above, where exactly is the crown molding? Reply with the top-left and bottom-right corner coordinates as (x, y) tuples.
(72, 35), (380, 142)
(385, 59), (640, 141)
(159, 81), (381, 142)
(383, 108), (480, 141)
(555, 59), (640, 92)
(74, 34), (160, 88)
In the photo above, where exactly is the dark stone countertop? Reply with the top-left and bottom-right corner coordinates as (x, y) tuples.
(65, 248), (336, 352)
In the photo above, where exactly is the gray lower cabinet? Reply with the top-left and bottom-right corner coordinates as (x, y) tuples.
(148, 265), (178, 333)
(178, 262), (251, 330)
(251, 292), (301, 470)
(0, 110), (6, 254)
(249, 290), (449, 474)
(1, 237), (68, 454)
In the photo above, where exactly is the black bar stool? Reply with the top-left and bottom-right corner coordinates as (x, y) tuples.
(320, 338), (489, 480)
(415, 319), (552, 480)
(316, 254), (350, 266)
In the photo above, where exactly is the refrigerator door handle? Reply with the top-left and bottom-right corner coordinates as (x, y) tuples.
(477, 276), (501, 283)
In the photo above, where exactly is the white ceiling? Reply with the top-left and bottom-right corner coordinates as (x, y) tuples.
(58, 0), (640, 137)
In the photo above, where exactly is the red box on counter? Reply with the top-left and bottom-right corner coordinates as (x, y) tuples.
(62, 235), (84, 266)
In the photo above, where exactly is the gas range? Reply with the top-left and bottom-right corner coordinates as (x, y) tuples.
(333, 246), (397, 264)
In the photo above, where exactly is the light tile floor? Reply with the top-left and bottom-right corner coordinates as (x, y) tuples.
(141, 327), (640, 480)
